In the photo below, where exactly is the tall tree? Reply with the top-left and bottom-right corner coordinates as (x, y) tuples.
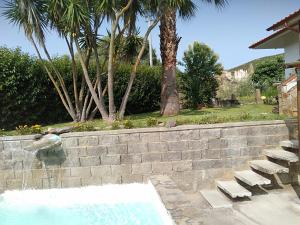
(159, 0), (227, 116)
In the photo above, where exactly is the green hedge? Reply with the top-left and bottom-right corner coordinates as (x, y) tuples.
(0, 47), (161, 129)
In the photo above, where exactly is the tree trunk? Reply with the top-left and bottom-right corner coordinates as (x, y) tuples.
(160, 8), (180, 116)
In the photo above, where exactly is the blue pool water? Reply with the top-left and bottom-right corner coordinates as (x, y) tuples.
(0, 184), (173, 225)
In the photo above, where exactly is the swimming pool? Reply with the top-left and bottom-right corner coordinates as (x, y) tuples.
(0, 182), (174, 225)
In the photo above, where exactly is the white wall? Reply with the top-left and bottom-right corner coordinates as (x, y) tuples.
(284, 37), (299, 64)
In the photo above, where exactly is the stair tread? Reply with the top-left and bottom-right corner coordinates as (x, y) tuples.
(280, 140), (298, 149)
(265, 149), (299, 162)
(217, 180), (252, 198)
(234, 170), (271, 186)
(250, 160), (289, 174)
(200, 190), (232, 208)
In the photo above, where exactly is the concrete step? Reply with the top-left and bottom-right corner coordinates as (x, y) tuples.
(200, 190), (233, 208)
(250, 160), (289, 174)
(217, 180), (252, 198)
(234, 170), (271, 186)
(265, 149), (299, 163)
(280, 140), (298, 149)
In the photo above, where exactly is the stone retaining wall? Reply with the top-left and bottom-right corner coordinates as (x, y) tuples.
(0, 120), (297, 192)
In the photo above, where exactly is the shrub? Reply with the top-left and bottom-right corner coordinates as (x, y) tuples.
(112, 64), (161, 114)
(180, 42), (223, 108)
(16, 124), (42, 135)
(123, 120), (134, 129)
(111, 121), (121, 130)
(0, 47), (70, 129)
(146, 117), (158, 127)
(251, 55), (284, 90)
(73, 123), (96, 132)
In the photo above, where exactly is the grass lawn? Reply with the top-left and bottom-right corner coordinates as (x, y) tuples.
(1, 104), (292, 136)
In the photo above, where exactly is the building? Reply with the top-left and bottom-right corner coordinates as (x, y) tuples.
(250, 9), (300, 116)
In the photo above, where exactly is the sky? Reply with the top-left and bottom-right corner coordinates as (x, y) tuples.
(0, 0), (299, 70)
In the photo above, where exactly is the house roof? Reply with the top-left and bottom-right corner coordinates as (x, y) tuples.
(249, 9), (300, 49)
(267, 9), (300, 31)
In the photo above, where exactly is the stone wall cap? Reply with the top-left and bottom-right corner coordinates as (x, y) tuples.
(1, 119), (296, 140)
(60, 120), (295, 138)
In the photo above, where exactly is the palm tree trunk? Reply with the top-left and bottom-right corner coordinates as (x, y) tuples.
(160, 8), (180, 116)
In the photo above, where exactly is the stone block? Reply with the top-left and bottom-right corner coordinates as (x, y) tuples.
(202, 149), (221, 159)
(0, 170), (15, 180)
(182, 150), (202, 160)
(208, 139), (227, 150)
(118, 133), (140, 143)
(247, 136), (266, 146)
(86, 146), (107, 156)
(148, 142), (168, 152)
(42, 178), (61, 189)
(79, 157), (100, 167)
(31, 169), (48, 179)
(200, 129), (221, 139)
(162, 152), (181, 161)
(62, 177), (82, 188)
(172, 161), (192, 172)
(12, 150), (25, 161)
(167, 141), (188, 151)
(132, 163), (152, 175)
(225, 137), (247, 148)
(160, 131), (180, 142)
(102, 175), (121, 184)
(265, 135), (284, 146)
(13, 161), (23, 170)
(65, 147), (86, 157)
(91, 165), (111, 177)
(121, 154), (141, 164)
(152, 162), (173, 174)
(142, 153), (161, 162)
(6, 179), (22, 190)
(99, 135), (119, 145)
(4, 141), (21, 151)
(221, 148), (241, 158)
(63, 137), (78, 147)
(179, 130), (200, 140)
(111, 164), (132, 175)
(61, 158), (80, 167)
(221, 127), (249, 137)
(81, 176), (102, 186)
(21, 140), (34, 149)
(140, 133), (160, 142)
(101, 155), (120, 165)
(122, 174), (143, 183)
(192, 159), (224, 170)
(240, 147), (262, 157)
(71, 167), (91, 177)
(188, 140), (208, 150)
(107, 144), (127, 154)
(128, 143), (148, 153)
(3, 151), (12, 160)
(78, 136), (99, 146)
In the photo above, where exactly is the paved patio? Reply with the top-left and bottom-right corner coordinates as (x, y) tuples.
(151, 175), (300, 225)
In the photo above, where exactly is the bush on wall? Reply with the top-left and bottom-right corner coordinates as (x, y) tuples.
(0, 47), (69, 130)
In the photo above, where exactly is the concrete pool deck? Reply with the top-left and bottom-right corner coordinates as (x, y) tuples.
(151, 175), (300, 225)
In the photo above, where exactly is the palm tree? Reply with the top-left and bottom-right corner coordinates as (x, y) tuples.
(159, 0), (227, 116)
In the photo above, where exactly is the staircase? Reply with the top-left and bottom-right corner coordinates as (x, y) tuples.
(201, 140), (299, 208)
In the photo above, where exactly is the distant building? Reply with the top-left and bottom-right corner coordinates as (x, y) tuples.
(250, 9), (300, 116)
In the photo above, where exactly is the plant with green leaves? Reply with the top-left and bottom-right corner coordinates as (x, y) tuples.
(251, 55), (285, 90)
(180, 42), (223, 108)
